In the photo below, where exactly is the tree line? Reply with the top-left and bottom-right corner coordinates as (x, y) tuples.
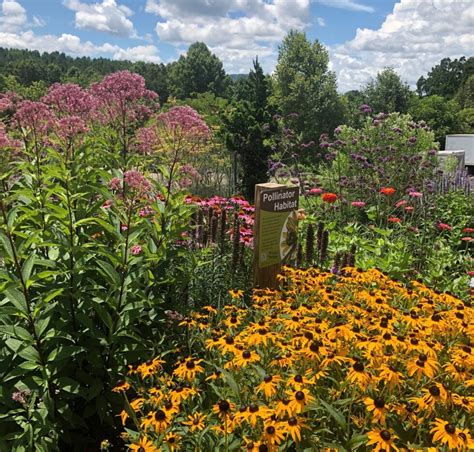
(1, 33), (473, 197)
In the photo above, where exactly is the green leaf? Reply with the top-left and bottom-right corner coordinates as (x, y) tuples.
(96, 260), (121, 286)
(0, 231), (14, 260)
(4, 287), (28, 314)
(319, 399), (347, 431)
(22, 253), (36, 285)
(345, 434), (368, 450)
(18, 345), (41, 364)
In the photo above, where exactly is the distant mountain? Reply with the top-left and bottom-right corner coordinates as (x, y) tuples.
(230, 73), (249, 81)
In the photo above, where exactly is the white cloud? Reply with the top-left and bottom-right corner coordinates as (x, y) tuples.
(0, 0), (27, 32)
(330, 0), (474, 92)
(316, 16), (326, 27)
(314, 0), (374, 13)
(113, 45), (161, 63)
(63, 0), (137, 38)
(149, 0), (311, 74)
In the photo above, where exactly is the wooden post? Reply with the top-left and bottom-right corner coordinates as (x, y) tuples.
(253, 183), (299, 289)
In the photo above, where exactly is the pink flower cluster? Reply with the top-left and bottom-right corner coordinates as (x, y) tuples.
(157, 106), (210, 139)
(42, 83), (97, 119)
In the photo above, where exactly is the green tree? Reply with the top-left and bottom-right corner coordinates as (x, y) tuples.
(455, 73), (474, 109)
(224, 58), (271, 199)
(271, 30), (343, 147)
(168, 42), (231, 99)
(363, 67), (413, 114)
(409, 95), (462, 146)
(417, 56), (473, 98)
(458, 108), (474, 133)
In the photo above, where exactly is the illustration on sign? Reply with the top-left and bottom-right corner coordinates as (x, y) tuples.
(258, 186), (299, 268)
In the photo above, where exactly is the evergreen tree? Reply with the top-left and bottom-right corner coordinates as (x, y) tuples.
(224, 58), (271, 199)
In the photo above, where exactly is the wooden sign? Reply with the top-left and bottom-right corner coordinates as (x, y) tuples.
(253, 183), (299, 288)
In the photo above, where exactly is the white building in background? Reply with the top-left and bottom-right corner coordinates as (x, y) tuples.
(444, 134), (474, 174)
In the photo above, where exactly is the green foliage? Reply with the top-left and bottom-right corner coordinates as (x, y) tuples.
(271, 30), (343, 146)
(167, 43), (231, 99)
(363, 67), (413, 114)
(455, 73), (474, 109)
(224, 59), (272, 199)
(416, 56), (473, 98)
(408, 95), (462, 146)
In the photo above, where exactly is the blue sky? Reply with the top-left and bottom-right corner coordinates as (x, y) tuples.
(0, 0), (472, 91)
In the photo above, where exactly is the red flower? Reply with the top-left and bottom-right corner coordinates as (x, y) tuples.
(388, 217), (401, 223)
(404, 206), (414, 213)
(463, 227), (474, 233)
(437, 223), (452, 231)
(322, 192), (338, 203)
(380, 187), (396, 196)
(461, 237), (473, 242)
(308, 188), (323, 195)
(468, 271), (474, 277)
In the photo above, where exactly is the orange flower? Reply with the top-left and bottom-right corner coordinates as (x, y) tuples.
(380, 187), (395, 196)
(322, 192), (338, 203)
(388, 217), (401, 223)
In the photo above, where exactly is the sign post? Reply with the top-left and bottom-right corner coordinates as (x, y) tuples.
(253, 183), (299, 289)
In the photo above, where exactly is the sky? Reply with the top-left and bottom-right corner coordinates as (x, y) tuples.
(0, 0), (472, 92)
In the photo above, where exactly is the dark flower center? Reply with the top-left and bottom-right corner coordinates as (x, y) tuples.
(242, 350), (251, 359)
(295, 391), (305, 401)
(429, 386), (440, 397)
(374, 398), (385, 408)
(415, 359), (425, 367)
(230, 317), (237, 324)
(264, 375), (272, 383)
(225, 336), (234, 345)
(155, 410), (166, 421)
(249, 404), (258, 413)
(186, 360), (195, 369)
(310, 342), (319, 352)
(383, 333), (391, 340)
(266, 426), (275, 435)
(288, 417), (298, 426)
(258, 445), (268, 452)
(380, 430), (391, 441)
(410, 338), (419, 345)
(418, 354), (427, 362)
(353, 361), (365, 372)
(294, 374), (303, 383)
(445, 423), (456, 434)
(218, 400), (230, 412)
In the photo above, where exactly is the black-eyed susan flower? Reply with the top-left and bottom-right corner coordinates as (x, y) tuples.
(286, 416), (307, 442)
(229, 349), (260, 368)
(182, 412), (206, 432)
(287, 389), (314, 414)
(406, 354), (437, 380)
(256, 375), (282, 398)
(229, 289), (244, 299)
(141, 410), (170, 434)
(347, 360), (371, 388)
(366, 428), (399, 451)
(164, 432), (181, 450)
(212, 399), (235, 418)
(112, 381), (130, 393)
(364, 396), (388, 424)
(430, 418), (460, 450)
(173, 357), (204, 381)
(262, 420), (286, 445)
(128, 436), (159, 452)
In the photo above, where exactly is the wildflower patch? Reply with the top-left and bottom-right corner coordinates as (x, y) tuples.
(114, 267), (474, 451)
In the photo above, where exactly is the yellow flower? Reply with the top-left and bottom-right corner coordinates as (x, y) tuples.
(112, 381), (130, 393)
(287, 388), (314, 414)
(366, 428), (399, 452)
(430, 418), (460, 450)
(182, 412), (206, 432)
(173, 357), (204, 381)
(364, 396), (388, 424)
(286, 416), (307, 442)
(128, 436), (159, 452)
(229, 289), (244, 299)
(256, 375), (282, 398)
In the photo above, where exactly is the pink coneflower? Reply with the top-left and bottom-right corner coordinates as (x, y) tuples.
(461, 237), (473, 242)
(467, 271), (474, 276)
(437, 223), (452, 231)
(351, 201), (366, 208)
(130, 245), (142, 255)
(404, 206), (414, 213)
(463, 227), (474, 233)
(408, 191), (423, 198)
(308, 188), (323, 195)
(395, 200), (407, 208)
